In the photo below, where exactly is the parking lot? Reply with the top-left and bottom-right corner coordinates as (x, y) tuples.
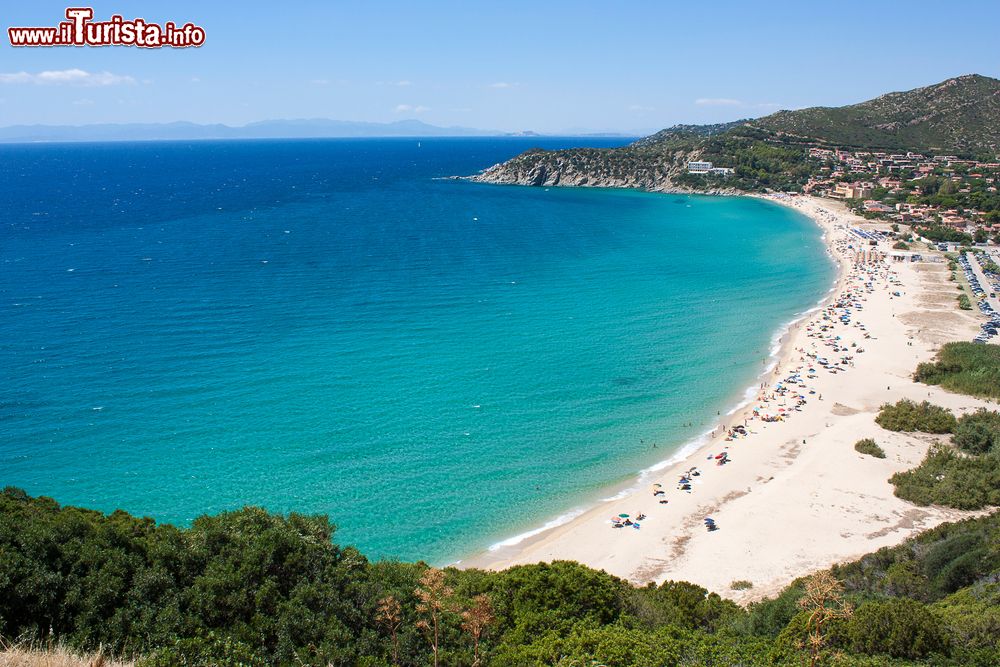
(961, 251), (1000, 343)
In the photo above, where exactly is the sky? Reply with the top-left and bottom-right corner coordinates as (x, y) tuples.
(1, 0), (999, 134)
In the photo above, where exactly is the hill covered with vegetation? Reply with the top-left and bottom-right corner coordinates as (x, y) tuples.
(471, 75), (1000, 193)
(2, 486), (1000, 666)
(748, 74), (1000, 156)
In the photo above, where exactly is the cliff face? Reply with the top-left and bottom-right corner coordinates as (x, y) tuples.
(469, 146), (739, 193)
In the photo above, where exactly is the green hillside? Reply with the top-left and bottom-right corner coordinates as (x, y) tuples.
(748, 74), (1000, 155)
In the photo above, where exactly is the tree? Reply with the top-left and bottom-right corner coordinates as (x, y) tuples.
(798, 572), (853, 667)
(414, 568), (457, 667)
(376, 595), (403, 666)
(461, 594), (495, 667)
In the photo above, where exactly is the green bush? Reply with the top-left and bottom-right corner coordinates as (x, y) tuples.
(854, 438), (886, 458)
(627, 580), (740, 633)
(914, 342), (1000, 399)
(875, 399), (957, 434)
(847, 598), (950, 659)
(491, 561), (627, 640)
(958, 293), (972, 309)
(893, 240), (910, 250)
(890, 443), (1000, 510)
(934, 583), (1000, 655)
(953, 409), (1000, 454)
(0, 490), (377, 665)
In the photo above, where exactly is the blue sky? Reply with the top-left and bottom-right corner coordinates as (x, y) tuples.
(1, 0), (998, 133)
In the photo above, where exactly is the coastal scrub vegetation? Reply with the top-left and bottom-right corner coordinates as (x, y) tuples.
(854, 438), (886, 458)
(914, 342), (1000, 399)
(4, 488), (1000, 666)
(953, 409), (1000, 455)
(890, 443), (1000, 509)
(876, 399), (1000, 509)
(881, 346), (1000, 509)
(875, 399), (957, 434)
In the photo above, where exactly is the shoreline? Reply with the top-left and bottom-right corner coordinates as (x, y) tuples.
(459, 193), (991, 602)
(455, 193), (843, 564)
(452, 202), (836, 562)
(465, 278), (837, 560)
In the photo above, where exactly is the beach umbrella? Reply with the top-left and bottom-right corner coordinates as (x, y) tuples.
(618, 513), (630, 518)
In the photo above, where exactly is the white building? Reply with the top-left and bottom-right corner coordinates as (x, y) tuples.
(687, 161), (713, 174)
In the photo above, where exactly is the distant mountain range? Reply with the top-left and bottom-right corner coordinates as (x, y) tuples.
(472, 74), (1000, 193)
(0, 119), (642, 143)
(0, 118), (499, 143)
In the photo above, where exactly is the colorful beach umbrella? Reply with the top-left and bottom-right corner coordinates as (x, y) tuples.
(618, 513), (630, 518)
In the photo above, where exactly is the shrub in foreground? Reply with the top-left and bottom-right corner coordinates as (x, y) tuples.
(847, 598), (950, 659)
(4, 487), (999, 666)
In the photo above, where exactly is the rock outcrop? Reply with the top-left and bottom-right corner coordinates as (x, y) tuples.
(468, 145), (740, 195)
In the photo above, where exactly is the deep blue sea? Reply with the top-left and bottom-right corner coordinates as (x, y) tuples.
(0, 138), (833, 563)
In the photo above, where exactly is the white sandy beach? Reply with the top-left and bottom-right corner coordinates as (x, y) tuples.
(462, 194), (993, 603)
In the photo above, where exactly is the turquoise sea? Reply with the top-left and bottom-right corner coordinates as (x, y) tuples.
(0, 138), (833, 563)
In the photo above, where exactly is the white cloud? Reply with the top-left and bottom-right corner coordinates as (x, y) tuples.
(71, 98), (94, 106)
(394, 104), (430, 113)
(394, 80), (412, 87)
(190, 76), (202, 83)
(0, 69), (135, 86)
(310, 78), (330, 86)
(695, 97), (743, 106)
(628, 104), (654, 112)
(489, 82), (516, 89)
